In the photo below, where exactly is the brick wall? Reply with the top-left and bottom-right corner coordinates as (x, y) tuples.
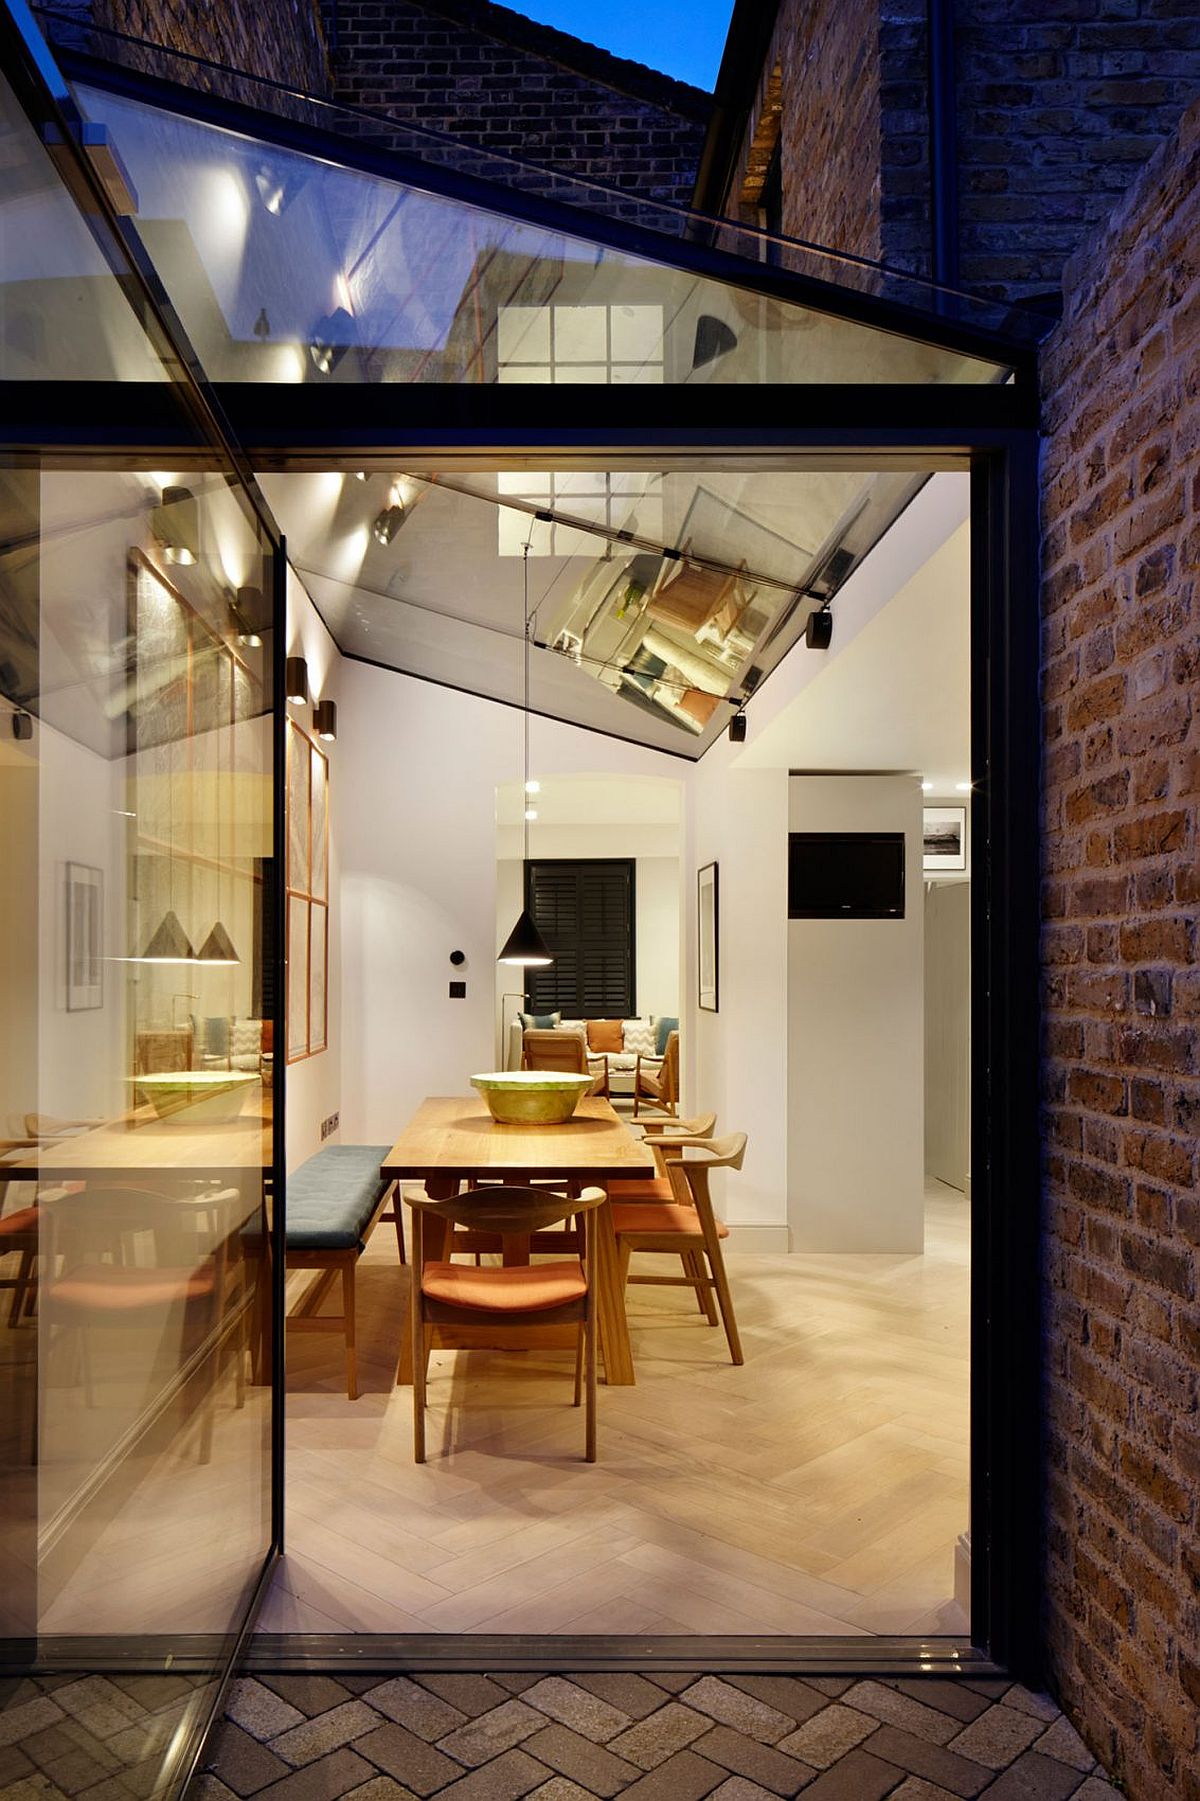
(955, 2), (1200, 305)
(320, 0), (710, 208)
(55, 0), (331, 93)
(1040, 93), (1200, 1801)
(725, 2), (1200, 305)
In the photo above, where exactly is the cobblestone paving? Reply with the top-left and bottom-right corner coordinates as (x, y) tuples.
(0, 1670), (217, 1800)
(195, 1673), (1121, 1801)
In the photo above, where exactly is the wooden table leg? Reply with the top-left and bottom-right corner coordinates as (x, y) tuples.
(593, 1192), (635, 1386)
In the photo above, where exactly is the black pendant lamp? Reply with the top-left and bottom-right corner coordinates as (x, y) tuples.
(498, 543), (553, 971)
(196, 920), (240, 965)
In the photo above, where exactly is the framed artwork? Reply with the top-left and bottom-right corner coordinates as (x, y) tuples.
(923, 805), (968, 873)
(66, 862), (103, 1010)
(698, 861), (719, 1012)
(287, 717), (329, 1061)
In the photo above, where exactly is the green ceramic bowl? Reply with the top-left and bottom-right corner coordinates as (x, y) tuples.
(470, 1071), (592, 1125)
(129, 1071), (259, 1123)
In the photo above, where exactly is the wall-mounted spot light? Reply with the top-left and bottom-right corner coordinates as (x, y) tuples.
(728, 710), (747, 744)
(805, 608), (833, 650)
(353, 471), (367, 481)
(11, 711), (32, 741)
(229, 586), (264, 648)
(313, 699), (338, 742)
(309, 306), (356, 377)
(151, 486), (199, 566)
(285, 656), (309, 705)
(692, 314), (738, 371)
(253, 161), (306, 216)
(373, 502), (405, 546)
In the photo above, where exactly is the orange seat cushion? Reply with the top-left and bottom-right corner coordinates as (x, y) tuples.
(421, 1259), (586, 1312)
(612, 1203), (729, 1239)
(587, 1018), (623, 1053)
(0, 1206), (39, 1237)
(608, 1177), (674, 1200)
(50, 1265), (217, 1312)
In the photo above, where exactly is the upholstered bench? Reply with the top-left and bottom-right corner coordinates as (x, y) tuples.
(284, 1145), (403, 1400)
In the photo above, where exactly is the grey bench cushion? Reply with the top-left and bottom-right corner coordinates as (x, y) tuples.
(286, 1145), (391, 1252)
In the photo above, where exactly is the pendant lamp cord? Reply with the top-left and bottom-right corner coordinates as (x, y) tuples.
(523, 539), (531, 866)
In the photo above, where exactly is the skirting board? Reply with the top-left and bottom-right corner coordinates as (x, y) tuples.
(725, 1224), (791, 1253)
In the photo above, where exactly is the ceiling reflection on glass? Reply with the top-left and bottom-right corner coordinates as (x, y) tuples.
(75, 86), (1010, 390)
(260, 465), (925, 754)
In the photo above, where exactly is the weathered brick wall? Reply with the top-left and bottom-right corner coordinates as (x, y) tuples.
(955, 2), (1200, 305)
(320, 0), (710, 208)
(53, 0), (331, 92)
(726, 2), (1200, 305)
(1040, 93), (1200, 1801)
(725, 0), (885, 264)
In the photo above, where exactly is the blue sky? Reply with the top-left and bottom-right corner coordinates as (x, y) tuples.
(512, 1), (735, 91)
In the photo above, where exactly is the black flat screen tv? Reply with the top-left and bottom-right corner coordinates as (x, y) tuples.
(788, 831), (905, 919)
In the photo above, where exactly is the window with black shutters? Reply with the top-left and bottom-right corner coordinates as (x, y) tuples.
(524, 859), (636, 1019)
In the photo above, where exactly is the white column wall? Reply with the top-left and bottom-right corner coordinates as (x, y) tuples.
(786, 774), (925, 1251)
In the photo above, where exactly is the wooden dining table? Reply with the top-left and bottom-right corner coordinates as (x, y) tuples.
(381, 1094), (656, 1386)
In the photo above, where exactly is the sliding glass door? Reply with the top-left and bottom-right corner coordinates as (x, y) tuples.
(0, 48), (279, 1793)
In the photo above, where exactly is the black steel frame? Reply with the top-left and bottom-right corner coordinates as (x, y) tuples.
(0, 0), (1045, 1703)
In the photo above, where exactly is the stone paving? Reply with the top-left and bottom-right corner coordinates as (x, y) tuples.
(194, 1672), (1121, 1801)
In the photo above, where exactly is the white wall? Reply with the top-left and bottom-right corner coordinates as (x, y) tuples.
(685, 739), (790, 1247)
(787, 775), (924, 1251)
(284, 572), (343, 1169)
(337, 663), (685, 1146)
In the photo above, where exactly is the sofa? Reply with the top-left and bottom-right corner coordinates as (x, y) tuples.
(506, 1015), (678, 1095)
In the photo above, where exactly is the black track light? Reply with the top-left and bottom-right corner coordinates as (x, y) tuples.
(373, 502), (406, 546)
(805, 609), (833, 650)
(729, 710), (747, 744)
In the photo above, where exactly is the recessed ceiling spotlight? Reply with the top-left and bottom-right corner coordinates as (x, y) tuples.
(956, 781), (971, 792)
(922, 780), (933, 793)
(524, 779), (541, 795)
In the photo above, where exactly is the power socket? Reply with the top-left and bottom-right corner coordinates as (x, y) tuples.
(320, 1111), (340, 1141)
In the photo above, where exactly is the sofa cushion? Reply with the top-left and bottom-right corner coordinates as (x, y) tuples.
(622, 1019), (657, 1058)
(652, 1014), (680, 1056)
(519, 1009), (561, 1030)
(285, 1145), (391, 1251)
(587, 1019), (623, 1053)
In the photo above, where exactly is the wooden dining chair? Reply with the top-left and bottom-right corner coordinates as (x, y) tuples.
(523, 1028), (608, 1097)
(607, 1114), (718, 1320)
(633, 1029), (679, 1118)
(404, 1184), (606, 1463)
(611, 1131), (748, 1365)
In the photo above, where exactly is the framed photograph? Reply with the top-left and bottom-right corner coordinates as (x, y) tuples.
(66, 862), (103, 1011)
(923, 805), (968, 873)
(698, 861), (719, 1012)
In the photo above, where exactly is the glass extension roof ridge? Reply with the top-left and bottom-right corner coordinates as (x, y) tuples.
(35, 6), (1050, 359)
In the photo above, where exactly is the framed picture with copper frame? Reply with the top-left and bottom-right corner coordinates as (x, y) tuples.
(286, 717), (329, 1061)
(698, 860), (719, 1012)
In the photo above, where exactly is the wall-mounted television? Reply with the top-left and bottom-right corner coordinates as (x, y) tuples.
(788, 832), (906, 919)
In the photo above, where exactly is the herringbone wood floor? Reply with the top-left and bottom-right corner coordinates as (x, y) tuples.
(262, 1184), (970, 1638)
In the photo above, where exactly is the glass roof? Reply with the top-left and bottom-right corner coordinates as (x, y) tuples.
(68, 82), (1016, 390)
(259, 463), (923, 754)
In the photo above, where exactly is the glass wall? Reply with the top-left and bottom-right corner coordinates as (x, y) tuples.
(0, 57), (276, 1796)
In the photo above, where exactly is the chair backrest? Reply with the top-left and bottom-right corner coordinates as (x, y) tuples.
(665, 1112), (716, 1137)
(645, 1131), (747, 1172)
(523, 1028), (588, 1075)
(407, 1183), (605, 1238)
(660, 1031), (680, 1101)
